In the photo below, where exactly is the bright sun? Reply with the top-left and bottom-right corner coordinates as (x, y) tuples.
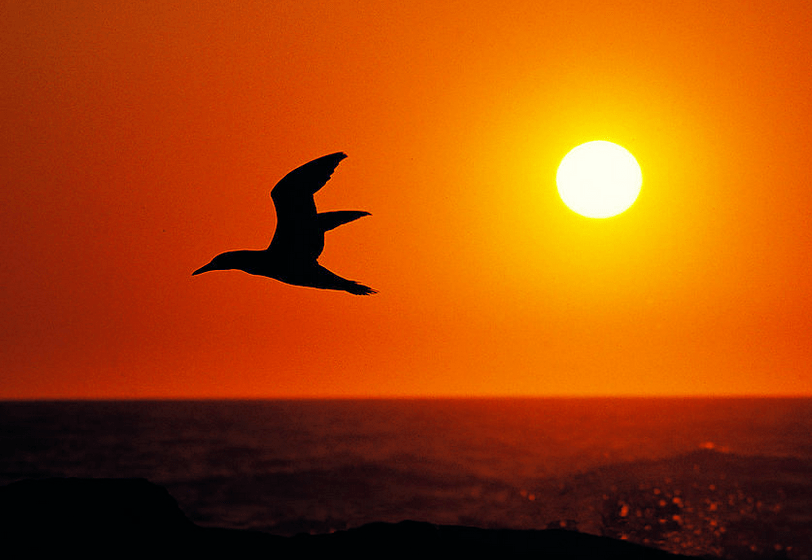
(556, 141), (642, 218)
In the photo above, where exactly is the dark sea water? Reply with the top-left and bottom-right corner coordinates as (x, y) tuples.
(2, 398), (811, 558)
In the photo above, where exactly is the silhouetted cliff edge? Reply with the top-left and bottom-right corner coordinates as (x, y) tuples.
(0, 478), (711, 558)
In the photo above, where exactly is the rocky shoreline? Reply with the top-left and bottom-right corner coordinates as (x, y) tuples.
(1, 478), (713, 558)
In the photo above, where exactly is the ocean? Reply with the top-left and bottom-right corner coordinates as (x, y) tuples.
(1, 398), (810, 558)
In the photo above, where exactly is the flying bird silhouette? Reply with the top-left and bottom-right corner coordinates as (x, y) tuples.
(193, 152), (376, 295)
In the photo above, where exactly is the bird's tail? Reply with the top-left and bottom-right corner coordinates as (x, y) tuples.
(317, 211), (370, 232)
(344, 282), (377, 296)
(306, 264), (376, 295)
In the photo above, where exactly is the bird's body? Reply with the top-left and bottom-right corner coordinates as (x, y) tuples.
(193, 152), (375, 295)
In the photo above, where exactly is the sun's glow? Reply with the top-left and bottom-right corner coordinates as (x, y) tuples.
(556, 141), (642, 218)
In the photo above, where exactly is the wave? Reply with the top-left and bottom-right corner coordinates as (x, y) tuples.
(153, 449), (811, 558)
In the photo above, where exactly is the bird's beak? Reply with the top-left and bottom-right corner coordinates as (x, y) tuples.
(192, 263), (214, 276)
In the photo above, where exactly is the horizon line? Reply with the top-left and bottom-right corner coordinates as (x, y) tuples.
(2, 393), (811, 402)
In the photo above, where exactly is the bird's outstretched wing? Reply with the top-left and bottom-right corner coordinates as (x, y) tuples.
(271, 152), (347, 224)
(268, 152), (347, 259)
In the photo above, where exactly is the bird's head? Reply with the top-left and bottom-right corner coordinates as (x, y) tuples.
(192, 252), (242, 276)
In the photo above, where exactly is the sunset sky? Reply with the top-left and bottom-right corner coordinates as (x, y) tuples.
(3, 1), (811, 398)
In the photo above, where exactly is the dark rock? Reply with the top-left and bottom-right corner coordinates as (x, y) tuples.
(284, 520), (706, 559)
(0, 478), (711, 558)
(0, 477), (279, 556)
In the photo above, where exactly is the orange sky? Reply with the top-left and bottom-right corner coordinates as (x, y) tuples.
(2, 1), (811, 398)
